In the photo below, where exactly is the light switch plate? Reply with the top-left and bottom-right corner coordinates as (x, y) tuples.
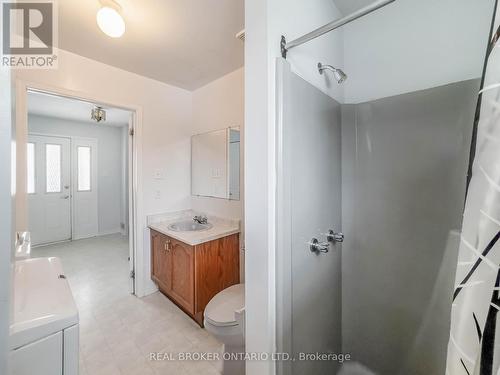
(154, 169), (164, 180)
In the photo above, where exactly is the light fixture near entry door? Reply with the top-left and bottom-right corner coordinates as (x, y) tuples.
(91, 106), (106, 123)
(96, 0), (125, 38)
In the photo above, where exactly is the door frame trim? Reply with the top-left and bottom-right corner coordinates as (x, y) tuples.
(16, 79), (144, 296)
(275, 58), (293, 375)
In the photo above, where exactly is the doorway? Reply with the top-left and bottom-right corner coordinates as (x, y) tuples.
(28, 134), (101, 244)
(25, 89), (137, 294)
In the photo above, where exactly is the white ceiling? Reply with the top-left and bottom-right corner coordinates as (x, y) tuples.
(28, 91), (131, 127)
(58, 0), (244, 90)
(333, 0), (375, 15)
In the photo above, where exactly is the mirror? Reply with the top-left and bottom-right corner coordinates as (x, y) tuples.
(191, 127), (240, 200)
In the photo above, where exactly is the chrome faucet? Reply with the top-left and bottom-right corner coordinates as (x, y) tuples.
(193, 215), (208, 224)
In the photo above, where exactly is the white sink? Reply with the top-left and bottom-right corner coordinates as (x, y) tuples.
(168, 220), (213, 232)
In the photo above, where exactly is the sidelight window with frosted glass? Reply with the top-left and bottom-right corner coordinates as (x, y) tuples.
(77, 146), (91, 191)
(27, 143), (35, 194)
(46, 144), (61, 193)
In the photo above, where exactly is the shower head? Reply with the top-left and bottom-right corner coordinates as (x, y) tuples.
(318, 63), (347, 84)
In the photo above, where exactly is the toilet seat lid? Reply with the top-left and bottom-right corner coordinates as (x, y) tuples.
(204, 284), (244, 327)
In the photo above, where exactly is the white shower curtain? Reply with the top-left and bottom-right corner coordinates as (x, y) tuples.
(446, 21), (500, 375)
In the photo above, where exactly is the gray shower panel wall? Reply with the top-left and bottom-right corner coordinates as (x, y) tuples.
(340, 79), (480, 375)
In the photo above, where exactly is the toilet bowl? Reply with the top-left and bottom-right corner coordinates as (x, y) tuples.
(204, 283), (245, 375)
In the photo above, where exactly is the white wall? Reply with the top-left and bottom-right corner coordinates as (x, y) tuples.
(496, 3), (500, 30)
(245, 2), (276, 371)
(28, 114), (127, 236)
(191, 68), (244, 220)
(264, 0), (494, 106)
(343, 0), (494, 103)
(245, 1), (344, 374)
(0, 65), (13, 375)
(275, 1), (345, 103)
(191, 68), (245, 282)
(14, 49), (193, 296)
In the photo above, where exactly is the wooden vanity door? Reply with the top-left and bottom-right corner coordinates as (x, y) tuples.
(151, 231), (172, 292)
(169, 238), (195, 314)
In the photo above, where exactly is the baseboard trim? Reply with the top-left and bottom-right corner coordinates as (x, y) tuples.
(97, 229), (123, 236)
(142, 282), (159, 297)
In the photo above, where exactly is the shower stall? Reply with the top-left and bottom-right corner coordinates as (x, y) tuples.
(275, 1), (499, 374)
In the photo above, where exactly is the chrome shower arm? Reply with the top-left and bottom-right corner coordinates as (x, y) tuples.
(317, 62), (348, 84)
(317, 63), (336, 74)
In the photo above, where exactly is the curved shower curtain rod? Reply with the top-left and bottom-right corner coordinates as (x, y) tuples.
(280, 0), (397, 58)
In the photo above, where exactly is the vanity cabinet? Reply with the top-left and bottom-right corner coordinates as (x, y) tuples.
(151, 232), (172, 292)
(150, 230), (239, 326)
(169, 237), (195, 313)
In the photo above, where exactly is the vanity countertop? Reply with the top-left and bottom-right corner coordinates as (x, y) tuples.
(147, 210), (240, 246)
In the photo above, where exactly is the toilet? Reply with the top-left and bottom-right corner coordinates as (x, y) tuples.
(204, 283), (245, 375)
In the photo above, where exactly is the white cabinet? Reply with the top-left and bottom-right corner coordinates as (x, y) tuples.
(63, 324), (79, 375)
(10, 332), (63, 375)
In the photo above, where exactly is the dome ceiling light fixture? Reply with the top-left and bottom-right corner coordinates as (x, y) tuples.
(96, 0), (125, 38)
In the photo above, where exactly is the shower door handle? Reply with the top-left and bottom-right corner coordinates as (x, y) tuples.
(310, 238), (329, 254)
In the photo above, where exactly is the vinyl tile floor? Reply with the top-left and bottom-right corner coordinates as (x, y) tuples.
(33, 234), (223, 375)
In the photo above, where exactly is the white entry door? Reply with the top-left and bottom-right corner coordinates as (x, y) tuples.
(28, 135), (71, 246)
(72, 138), (98, 240)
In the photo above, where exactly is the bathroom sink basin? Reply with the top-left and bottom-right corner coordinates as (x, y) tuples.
(168, 221), (213, 232)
